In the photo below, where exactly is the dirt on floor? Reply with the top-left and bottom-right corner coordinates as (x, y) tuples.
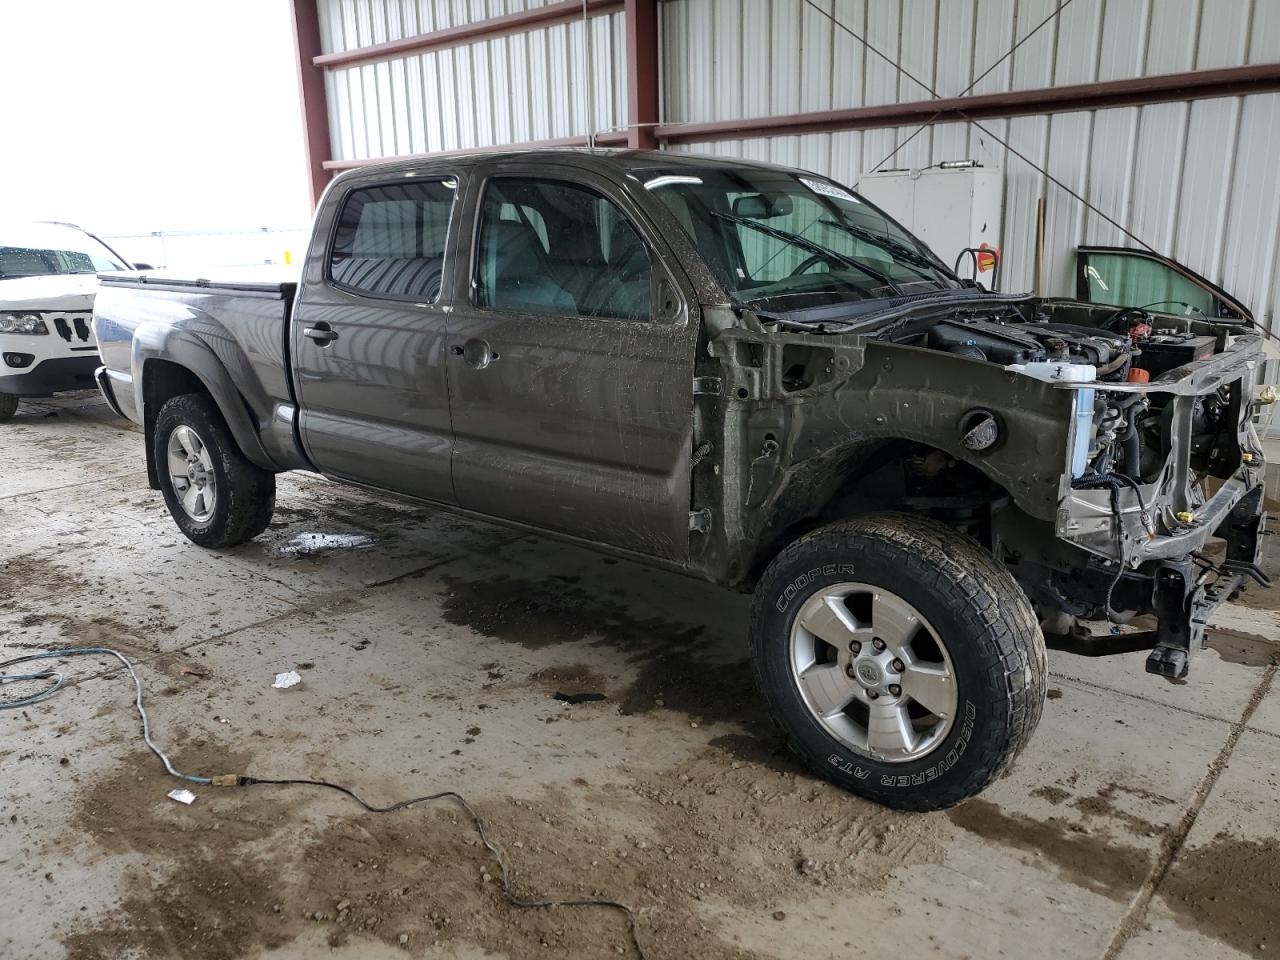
(59, 730), (948, 960)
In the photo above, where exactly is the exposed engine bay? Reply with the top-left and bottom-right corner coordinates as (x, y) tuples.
(873, 299), (1240, 490)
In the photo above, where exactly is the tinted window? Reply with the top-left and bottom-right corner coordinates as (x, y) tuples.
(1078, 250), (1219, 317)
(476, 179), (651, 321)
(329, 179), (456, 301)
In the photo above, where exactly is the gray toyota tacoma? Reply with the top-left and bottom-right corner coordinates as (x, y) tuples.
(93, 150), (1270, 810)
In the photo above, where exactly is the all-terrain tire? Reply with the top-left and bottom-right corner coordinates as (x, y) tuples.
(153, 393), (275, 548)
(750, 513), (1046, 811)
(0, 394), (18, 421)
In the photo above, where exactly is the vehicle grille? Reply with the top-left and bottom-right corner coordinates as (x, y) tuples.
(48, 311), (94, 343)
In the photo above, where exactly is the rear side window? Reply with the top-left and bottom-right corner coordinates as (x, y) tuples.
(475, 178), (652, 322)
(329, 179), (457, 301)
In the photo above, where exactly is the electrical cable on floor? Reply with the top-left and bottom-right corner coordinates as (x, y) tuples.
(1, 647), (211, 783)
(0, 647), (650, 960)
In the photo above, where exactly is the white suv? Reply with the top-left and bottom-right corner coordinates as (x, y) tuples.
(0, 223), (145, 421)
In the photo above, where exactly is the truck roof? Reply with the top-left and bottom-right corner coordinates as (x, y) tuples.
(332, 147), (826, 186)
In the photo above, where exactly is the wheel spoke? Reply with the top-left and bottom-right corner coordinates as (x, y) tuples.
(173, 426), (195, 459)
(799, 595), (871, 648)
(866, 700), (915, 758)
(182, 484), (201, 517)
(796, 662), (857, 719)
(899, 663), (956, 718)
(871, 592), (922, 655)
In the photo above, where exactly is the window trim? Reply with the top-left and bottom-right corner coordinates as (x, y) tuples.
(468, 173), (659, 324)
(324, 174), (460, 305)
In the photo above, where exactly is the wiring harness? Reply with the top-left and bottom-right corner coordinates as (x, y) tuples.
(1, 646), (650, 959)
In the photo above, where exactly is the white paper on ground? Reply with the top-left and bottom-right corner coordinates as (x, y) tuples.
(273, 671), (302, 689)
(168, 789), (196, 805)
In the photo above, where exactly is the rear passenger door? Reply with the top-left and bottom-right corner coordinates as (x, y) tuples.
(292, 173), (461, 503)
(446, 168), (698, 560)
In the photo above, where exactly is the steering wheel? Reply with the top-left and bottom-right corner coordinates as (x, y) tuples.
(789, 253), (838, 278)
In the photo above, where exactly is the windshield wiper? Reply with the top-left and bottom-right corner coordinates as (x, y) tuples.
(712, 211), (904, 297)
(816, 219), (957, 281)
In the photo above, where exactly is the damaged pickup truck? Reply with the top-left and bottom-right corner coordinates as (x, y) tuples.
(92, 151), (1271, 810)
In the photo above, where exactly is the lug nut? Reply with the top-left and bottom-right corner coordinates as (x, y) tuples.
(891, 659), (905, 672)
(872, 638), (886, 652)
(867, 690), (879, 699)
(888, 684), (902, 697)
(845, 664), (857, 678)
(848, 640), (862, 655)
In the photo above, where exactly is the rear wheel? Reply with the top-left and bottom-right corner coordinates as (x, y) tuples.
(0, 395), (18, 421)
(153, 393), (275, 548)
(750, 514), (1046, 811)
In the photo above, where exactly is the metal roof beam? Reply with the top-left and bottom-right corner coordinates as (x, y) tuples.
(657, 64), (1280, 145)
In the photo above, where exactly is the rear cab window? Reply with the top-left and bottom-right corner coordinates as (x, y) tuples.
(328, 178), (458, 302)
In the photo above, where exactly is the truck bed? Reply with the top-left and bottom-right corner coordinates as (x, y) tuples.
(93, 267), (307, 475)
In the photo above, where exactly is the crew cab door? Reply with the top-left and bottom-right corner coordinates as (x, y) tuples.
(290, 172), (463, 503)
(445, 165), (697, 560)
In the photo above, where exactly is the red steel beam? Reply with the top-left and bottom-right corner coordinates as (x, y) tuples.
(657, 64), (1280, 145)
(314, 0), (624, 71)
(290, 0), (333, 207)
(624, 0), (659, 149)
(321, 131), (630, 171)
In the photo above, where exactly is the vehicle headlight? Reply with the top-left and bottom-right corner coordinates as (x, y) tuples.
(0, 312), (49, 335)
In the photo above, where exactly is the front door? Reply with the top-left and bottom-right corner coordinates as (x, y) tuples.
(291, 173), (462, 503)
(446, 169), (697, 560)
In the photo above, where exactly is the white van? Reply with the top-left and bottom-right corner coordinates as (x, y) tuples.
(0, 223), (144, 421)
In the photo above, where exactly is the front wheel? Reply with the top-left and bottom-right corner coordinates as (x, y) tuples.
(0, 394), (18, 421)
(750, 514), (1046, 811)
(153, 393), (275, 548)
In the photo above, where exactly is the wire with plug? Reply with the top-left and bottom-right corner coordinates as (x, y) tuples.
(0, 647), (650, 958)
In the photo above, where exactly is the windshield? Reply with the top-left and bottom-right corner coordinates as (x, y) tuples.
(640, 168), (960, 309)
(0, 225), (127, 279)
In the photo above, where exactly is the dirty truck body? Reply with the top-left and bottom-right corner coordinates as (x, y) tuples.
(93, 150), (1269, 810)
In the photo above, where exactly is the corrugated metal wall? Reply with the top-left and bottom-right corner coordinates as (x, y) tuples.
(313, 0), (1280, 328)
(662, 0), (1280, 329)
(318, 0), (627, 160)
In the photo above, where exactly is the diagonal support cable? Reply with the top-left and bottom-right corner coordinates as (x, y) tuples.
(801, 0), (1158, 254)
(856, 0), (1079, 178)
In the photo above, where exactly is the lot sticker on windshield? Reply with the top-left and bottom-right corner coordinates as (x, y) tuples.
(799, 177), (859, 203)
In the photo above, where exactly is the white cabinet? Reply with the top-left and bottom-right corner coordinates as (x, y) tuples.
(858, 166), (1004, 285)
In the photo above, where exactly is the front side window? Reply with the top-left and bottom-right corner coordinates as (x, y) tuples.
(475, 179), (652, 322)
(0, 225), (127, 279)
(1076, 248), (1237, 319)
(638, 168), (959, 312)
(329, 179), (457, 301)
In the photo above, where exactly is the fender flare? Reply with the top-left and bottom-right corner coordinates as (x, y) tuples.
(131, 324), (277, 486)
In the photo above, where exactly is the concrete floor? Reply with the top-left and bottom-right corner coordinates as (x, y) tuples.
(2, 393), (1278, 960)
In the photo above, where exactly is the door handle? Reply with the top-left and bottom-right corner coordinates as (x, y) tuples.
(303, 323), (339, 345)
(454, 338), (499, 369)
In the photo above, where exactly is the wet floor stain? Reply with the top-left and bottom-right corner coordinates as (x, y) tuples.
(1204, 627), (1280, 667)
(440, 574), (759, 720)
(948, 799), (1151, 901)
(276, 532), (378, 558)
(1160, 833), (1280, 956)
